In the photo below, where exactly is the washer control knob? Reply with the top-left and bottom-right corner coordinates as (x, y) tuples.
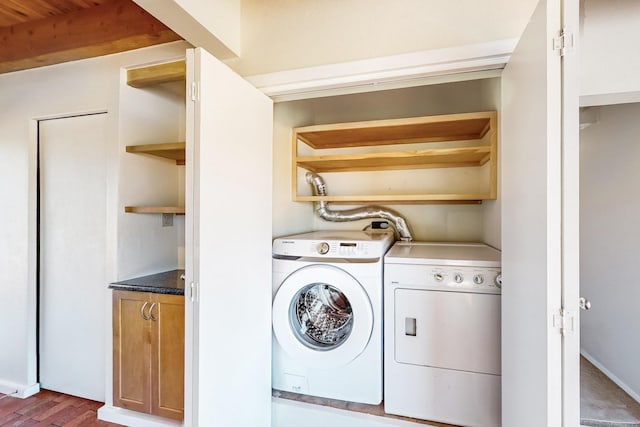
(317, 242), (330, 255)
(454, 274), (463, 283)
(434, 273), (444, 282)
(473, 274), (484, 285)
(495, 274), (503, 289)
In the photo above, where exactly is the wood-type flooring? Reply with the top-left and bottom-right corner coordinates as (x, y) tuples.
(274, 390), (459, 426)
(0, 389), (123, 427)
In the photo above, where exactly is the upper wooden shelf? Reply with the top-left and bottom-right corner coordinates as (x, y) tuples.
(126, 60), (186, 88)
(296, 112), (492, 149)
(126, 143), (185, 165)
(292, 111), (498, 203)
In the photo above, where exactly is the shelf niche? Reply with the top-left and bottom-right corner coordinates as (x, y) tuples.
(292, 111), (498, 204)
(124, 142), (186, 215)
(125, 142), (185, 165)
(126, 60), (186, 88)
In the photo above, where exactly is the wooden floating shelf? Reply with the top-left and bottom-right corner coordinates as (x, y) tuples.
(296, 146), (491, 173)
(296, 112), (492, 149)
(126, 60), (186, 88)
(124, 206), (185, 215)
(292, 111), (498, 203)
(295, 195), (486, 204)
(126, 142), (185, 165)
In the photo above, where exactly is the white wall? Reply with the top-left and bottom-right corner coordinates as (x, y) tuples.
(273, 78), (502, 245)
(580, 0), (640, 106)
(0, 41), (189, 396)
(580, 102), (640, 400)
(232, 0), (538, 76)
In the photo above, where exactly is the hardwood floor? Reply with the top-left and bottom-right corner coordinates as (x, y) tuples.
(274, 390), (459, 426)
(0, 390), (123, 427)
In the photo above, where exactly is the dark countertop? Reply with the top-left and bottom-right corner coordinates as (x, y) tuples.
(109, 269), (185, 296)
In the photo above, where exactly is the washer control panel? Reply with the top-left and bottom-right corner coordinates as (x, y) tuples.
(311, 240), (372, 257)
(273, 231), (394, 259)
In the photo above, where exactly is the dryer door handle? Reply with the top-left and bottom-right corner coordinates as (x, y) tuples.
(405, 317), (417, 336)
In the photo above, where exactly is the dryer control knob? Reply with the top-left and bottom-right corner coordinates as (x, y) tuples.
(473, 274), (484, 285)
(454, 274), (463, 283)
(495, 274), (503, 288)
(434, 273), (444, 282)
(317, 242), (330, 255)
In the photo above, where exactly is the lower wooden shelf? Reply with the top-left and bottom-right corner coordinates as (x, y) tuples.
(124, 206), (185, 215)
(294, 195), (486, 204)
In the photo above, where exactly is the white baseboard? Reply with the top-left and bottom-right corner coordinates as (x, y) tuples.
(581, 350), (640, 404)
(272, 397), (435, 427)
(97, 405), (183, 427)
(0, 381), (39, 398)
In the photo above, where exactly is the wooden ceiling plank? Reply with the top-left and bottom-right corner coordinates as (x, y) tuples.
(0, 0), (181, 74)
(0, 1), (49, 26)
(50, 0), (108, 12)
(0, 0), (109, 27)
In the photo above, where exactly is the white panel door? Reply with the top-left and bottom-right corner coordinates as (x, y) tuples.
(502, 0), (581, 425)
(39, 113), (108, 401)
(560, 0), (581, 425)
(501, 0), (564, 425)
(184, 47), (273, 427)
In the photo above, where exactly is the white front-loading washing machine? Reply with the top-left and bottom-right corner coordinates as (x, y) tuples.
(272, 230), (394, 404)
(384, 242), (502, 427)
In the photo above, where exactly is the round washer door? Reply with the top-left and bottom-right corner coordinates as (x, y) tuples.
(272, 264), (373, 367)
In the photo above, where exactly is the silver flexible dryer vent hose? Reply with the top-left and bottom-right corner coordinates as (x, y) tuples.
(305, 171), (413, 241)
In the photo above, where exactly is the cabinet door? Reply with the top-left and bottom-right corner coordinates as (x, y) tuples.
(112, 290), (151, 414)
(185, 47), (273, 427)
(501, 0), (580, 426)
(151, 294), (185, 420)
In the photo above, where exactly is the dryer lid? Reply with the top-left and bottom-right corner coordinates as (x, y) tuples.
(385, 242), (501, 267)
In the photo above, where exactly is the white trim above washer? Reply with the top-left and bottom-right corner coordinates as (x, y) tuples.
(245, 38), (517, 102)
(272, 264), (373, 367)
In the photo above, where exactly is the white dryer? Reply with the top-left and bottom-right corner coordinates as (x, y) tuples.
(384, 242), (502, 427)
(272, 230), (394, 404)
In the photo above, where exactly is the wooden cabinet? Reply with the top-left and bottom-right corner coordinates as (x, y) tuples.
(292, 111), (497, 203)
(112, 290), (184, 420)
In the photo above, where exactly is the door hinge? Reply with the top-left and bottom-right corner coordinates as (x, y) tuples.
(189, 281), (199, 302)
(190, 81), (200, 102)
(553, 28), (575, 56)
(553, 308), (575, 336)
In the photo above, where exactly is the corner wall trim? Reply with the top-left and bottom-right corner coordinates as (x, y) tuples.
(245, 38), (518, 102)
